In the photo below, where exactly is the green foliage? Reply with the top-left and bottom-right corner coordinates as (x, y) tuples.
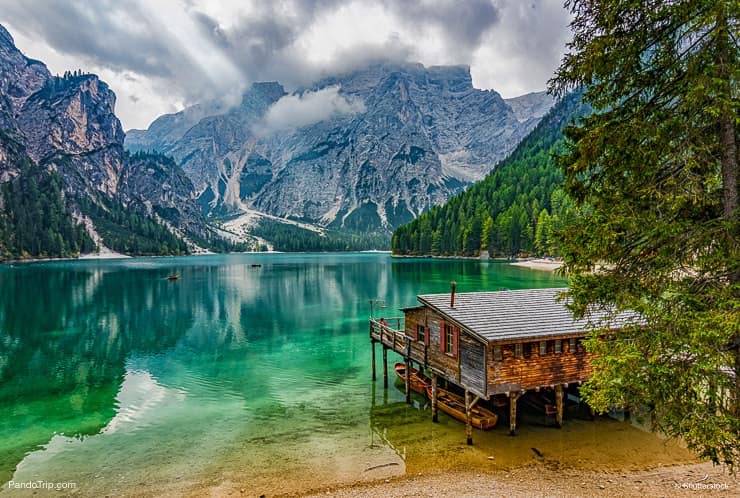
(0, 161), (95, 259)
(251, 219), (390, 252)
(392, 91), (587, 257)
(78, 197), (189, 256)
(551, 0), (739, 468)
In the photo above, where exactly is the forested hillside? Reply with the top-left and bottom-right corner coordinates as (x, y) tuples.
(251, 219), (389, 252)
(0, 158), (95, 259)
(392, 91), (588, 257)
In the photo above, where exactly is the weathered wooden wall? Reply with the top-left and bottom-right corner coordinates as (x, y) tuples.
(460, 334), (486, 396)
(404, 307), (461, 383)
(486, 337), (592, 394)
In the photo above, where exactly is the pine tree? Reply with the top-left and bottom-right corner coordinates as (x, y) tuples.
(550, 0), (739, 467)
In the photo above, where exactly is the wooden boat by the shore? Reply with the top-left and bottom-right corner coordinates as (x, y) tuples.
(393, 362), (430, 395)
(425, 385), (498, 430)
(166, 274), (180, 281)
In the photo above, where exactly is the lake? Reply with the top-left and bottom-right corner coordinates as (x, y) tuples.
(0, 253), (695, 496)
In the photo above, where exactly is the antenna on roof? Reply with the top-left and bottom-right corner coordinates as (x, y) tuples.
(450, 281), (457, 309)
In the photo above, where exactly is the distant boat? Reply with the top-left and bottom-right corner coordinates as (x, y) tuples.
(166, 274), (180, 281)
(250, 264), (262, 268)
(425, 384), (498, 430)
(393, 362), (430, 395)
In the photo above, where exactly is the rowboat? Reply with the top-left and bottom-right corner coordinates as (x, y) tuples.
(393, 362), (430, 395)
(166, 274), (180, 281)
(425, 385), (498, 430)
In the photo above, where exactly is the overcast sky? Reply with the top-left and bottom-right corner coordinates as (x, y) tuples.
(0, 0), (572, 130)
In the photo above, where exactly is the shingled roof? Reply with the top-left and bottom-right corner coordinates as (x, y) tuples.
(417, 288), (642, 343)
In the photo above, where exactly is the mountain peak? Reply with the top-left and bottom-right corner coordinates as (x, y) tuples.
(250, 81), (285, 94)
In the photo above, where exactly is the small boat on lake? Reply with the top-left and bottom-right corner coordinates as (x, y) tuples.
(393, 362), (430, 395)
(166, 274), (180, 281)
(425, 385), (498, 430)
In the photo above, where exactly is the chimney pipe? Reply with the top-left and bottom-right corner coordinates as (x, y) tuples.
(450, 281), (457, 308)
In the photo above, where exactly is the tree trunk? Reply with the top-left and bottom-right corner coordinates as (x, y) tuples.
(716, 5), (738, 220)
(716, 1), (739, 419)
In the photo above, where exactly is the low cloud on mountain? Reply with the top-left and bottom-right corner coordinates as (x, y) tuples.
(257, 86), (365, 135)
(0, 0), (571, 129)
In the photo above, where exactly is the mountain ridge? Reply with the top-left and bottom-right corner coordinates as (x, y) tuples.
(126, 63), (554, 233)
(392, 90), (587, 257)
(0, 24), (240, 259)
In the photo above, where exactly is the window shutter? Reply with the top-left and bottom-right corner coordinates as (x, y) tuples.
(424, 326), (430, 346)
(453, 327), (459, 357)
(440, 322), (446, 353)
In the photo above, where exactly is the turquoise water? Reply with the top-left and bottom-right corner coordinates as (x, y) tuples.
(0, 254), (693, 496)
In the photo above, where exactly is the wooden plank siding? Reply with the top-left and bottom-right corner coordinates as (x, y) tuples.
(402, 307), (462, 385)
(394, 308), (593, 397)
(486, 335), (592, 394)
(460, 334), (487, 396)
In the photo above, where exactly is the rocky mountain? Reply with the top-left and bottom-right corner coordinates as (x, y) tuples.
(126, 63), (554, 233)
(504, 91), (555, 124)
(392, 90), (587, 257)
(0, 24), (235, 258)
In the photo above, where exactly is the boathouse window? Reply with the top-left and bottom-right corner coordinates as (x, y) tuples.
(569, 338), (576, 352)
(441, 323), (457, 357)
(515, 343), (523, 358)
(554, 339), (562, 354)
(493, 345), (502, 361)
(417, 324), (426, 344)
(539, 340), (547, 355)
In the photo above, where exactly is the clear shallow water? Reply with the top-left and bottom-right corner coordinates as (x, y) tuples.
(0, 254), (695, 496)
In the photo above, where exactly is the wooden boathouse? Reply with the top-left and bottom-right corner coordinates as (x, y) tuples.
(369, 286), (639, 444)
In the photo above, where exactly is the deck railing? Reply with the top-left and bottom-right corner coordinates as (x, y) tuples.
(369, 317), (408, 351)
(369, 317), (428, 366)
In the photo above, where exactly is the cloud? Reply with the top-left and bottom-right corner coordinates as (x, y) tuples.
(0, 0), (571, 129)
(257, 86), (365, 135)
(382, 0), (499, 59)
(471, 1), (572, 98)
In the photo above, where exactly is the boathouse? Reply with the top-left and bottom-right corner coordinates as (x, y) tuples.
(369, 287), (640, 444)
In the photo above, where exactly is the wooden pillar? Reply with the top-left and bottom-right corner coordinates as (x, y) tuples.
(371, 340), (376, 381)
(509, 392), (521, 436)
(382, 346), (388, 388)
(555, 385), (564, 428)
(404, 357), (411, 403)
(431, 374), (438, 423)
(465, 390), (473, 445)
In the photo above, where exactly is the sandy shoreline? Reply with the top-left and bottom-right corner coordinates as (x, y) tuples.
(296, 462), (735, 498)
(509, 258), (563, 272)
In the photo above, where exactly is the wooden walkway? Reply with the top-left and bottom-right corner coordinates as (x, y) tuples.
(369, 316), (477, 443)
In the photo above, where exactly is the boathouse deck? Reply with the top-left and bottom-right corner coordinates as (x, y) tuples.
(369, 287), (641, 444)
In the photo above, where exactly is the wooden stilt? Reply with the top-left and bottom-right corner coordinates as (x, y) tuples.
(509, 392), (521, 435)
(382, 346), (388, 388)
(555, 384), (564, 428)
(371, 340), (376, 381)
(404, 356), (411, 403)
(431, 374), (438, 423)
(465, 390), (473, 445)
